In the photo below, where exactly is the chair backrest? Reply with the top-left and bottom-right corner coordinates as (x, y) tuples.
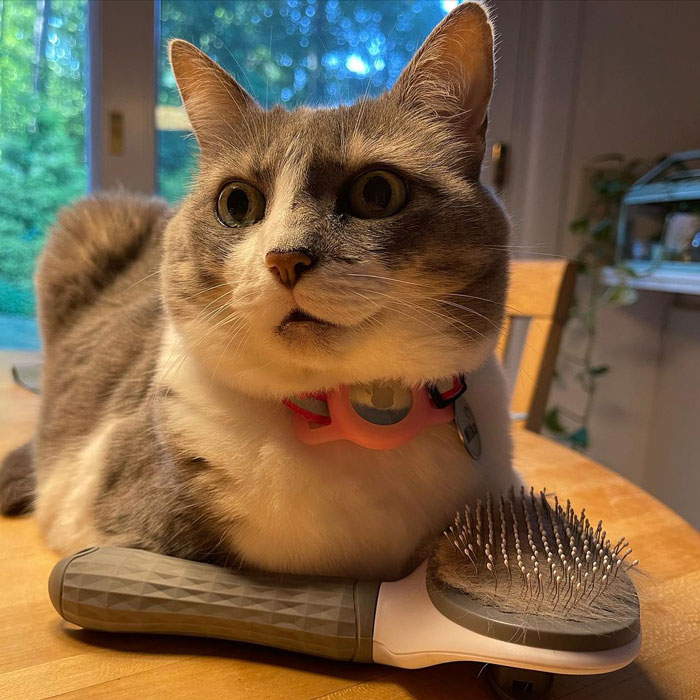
(496, 259), (577, 433)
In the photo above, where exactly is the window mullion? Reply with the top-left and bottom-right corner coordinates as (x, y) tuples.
(90, 0), (156, 194)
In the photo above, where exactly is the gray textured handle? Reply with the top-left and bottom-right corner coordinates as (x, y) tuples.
(49, 546), (380, 662)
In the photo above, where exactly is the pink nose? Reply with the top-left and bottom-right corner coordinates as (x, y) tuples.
(265, 250), (315, 289)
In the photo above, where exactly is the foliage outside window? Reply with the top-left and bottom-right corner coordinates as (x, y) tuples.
(0, 0), (88, 349)
(157, 0), (457, 201)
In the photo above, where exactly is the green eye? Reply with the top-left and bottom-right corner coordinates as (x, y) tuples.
(347, 169), (408, 219)
(216, 181), (266, 227)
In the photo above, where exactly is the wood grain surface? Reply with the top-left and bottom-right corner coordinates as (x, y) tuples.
(1, 351), (698, 700)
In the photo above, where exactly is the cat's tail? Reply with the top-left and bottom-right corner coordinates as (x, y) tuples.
(35, 192), (170, 346)
(0, 440), (35, 515)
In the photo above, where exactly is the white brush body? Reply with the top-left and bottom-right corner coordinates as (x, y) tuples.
(372, 560), (642, 673)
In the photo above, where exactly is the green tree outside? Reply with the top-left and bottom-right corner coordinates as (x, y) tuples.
(0, 0), (87, 330)
(0, 0), (453, 348)
(157, 1), (449, 200)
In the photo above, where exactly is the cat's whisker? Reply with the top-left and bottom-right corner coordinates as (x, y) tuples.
(231, 324), (254, 363)
(375, 294), (474, 346)
(398, 301), (483, 342)
(350, 71), (376, 143)
(235, 358), (275, 377)
(156, 288), (264, 396)
(441, 290), (510, 309)
(210, 316), (250, 388)
(157, 311), (243, 394)
(182, 304), (237, 345)
(187, 289), (234, 324)
(438, 298), (502, 331)
(480, 243), (549, 249)
(218, 42), (256, 98)
(189, 300), (233, 329)
(371, 289), (488, 342)
(187, 287), (258, 330)
(186, 308), (247, 352)
(348, 290), (394, 336)
(120, 269), (159, 295)
(383, 302), (455, 342)
(187, 282), (231, 299)
(344, 272), (516, 313)
(157, 317), (229, 389)
(491, 249), (573, 261)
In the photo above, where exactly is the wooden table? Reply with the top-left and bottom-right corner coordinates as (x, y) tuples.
(1, 350), (699, 700)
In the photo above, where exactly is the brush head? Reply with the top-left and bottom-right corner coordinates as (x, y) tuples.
(428, 486), (640, 652)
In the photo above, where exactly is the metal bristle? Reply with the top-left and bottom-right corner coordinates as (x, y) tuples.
(443, 488), (638, 616)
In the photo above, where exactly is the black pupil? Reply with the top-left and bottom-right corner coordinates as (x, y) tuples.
(226, 187), (250, 221)
(362, 175), (392, 211)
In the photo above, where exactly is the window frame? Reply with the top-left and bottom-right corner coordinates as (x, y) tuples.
(89, 0), (157, 195)
(86, 0), (519, 217)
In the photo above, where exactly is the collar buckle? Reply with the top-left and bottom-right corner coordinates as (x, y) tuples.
(427, 374), (467, 409)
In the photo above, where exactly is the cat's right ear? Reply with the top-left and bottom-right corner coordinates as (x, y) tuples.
(389, 2), (494, 171)
(169, 39), (259, 150)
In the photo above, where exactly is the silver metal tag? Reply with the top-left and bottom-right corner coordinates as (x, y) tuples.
(455, 394), (481, 460)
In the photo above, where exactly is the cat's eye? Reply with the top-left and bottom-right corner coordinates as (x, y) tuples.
(346, 170), (408, 219)
(216, 181), (266, 228)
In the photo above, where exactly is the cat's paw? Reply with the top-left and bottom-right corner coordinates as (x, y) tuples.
(0, 441), (35, 516)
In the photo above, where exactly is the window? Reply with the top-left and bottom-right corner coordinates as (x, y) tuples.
(0, 0), (460, 349)
(0, 0), (88, 349)
(156, 0), (456, 202)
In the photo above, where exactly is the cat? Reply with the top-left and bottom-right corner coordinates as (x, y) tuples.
(0, 2), (518, 581)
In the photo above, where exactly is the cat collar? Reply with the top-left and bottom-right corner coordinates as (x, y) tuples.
(283, 376), (467, 451)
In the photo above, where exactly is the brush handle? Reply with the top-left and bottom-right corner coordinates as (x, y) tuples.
(49, 546), (380, 662)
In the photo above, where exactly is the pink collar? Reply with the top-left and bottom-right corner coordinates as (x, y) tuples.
(283, 377), (466, 450)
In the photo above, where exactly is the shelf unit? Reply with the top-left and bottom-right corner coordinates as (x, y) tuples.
(601, 266), (700, 295)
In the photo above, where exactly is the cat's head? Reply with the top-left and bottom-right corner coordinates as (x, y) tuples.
(162, 2), (509, 399)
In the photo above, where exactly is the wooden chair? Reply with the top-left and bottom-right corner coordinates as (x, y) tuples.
(497, 259), (577, 433)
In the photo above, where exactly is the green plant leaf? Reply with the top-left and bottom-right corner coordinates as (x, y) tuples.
(544, 407), (567, 434)
(605, 285), (638, 307)
(569, 427), (589, 450)
(591, 218), (613, 241)
(617, 264), (641, 278)
(569, 217), (590, 234)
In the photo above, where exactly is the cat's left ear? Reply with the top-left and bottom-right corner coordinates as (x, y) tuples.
(169, 39), (260, 151)
(391, 2), (494, 143)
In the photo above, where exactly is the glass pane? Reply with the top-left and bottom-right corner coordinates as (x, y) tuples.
(0, 0), (89, 349)
(156, 0), (457, 202)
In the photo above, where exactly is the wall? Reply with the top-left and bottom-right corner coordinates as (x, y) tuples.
(490, 0), (700, 528)
(559, 0), (700, 247)
(644, 300), (700, 526)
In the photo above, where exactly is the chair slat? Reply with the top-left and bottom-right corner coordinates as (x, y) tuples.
(500, 259), (577, 432)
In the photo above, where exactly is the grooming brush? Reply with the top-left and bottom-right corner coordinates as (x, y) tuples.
(48, 487), (641, 700)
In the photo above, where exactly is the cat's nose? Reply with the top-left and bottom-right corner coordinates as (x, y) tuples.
(265, 249), (316, 289)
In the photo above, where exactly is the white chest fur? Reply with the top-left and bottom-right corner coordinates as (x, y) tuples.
(162, 351), (517, 580)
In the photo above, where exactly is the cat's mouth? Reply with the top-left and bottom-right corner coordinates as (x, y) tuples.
(277, 308), (337, 331)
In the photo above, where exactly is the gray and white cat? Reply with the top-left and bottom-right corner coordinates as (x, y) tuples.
(0, 2), (518, 580)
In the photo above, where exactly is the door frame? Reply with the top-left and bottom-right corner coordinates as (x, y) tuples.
(89, 0), (157, 195)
